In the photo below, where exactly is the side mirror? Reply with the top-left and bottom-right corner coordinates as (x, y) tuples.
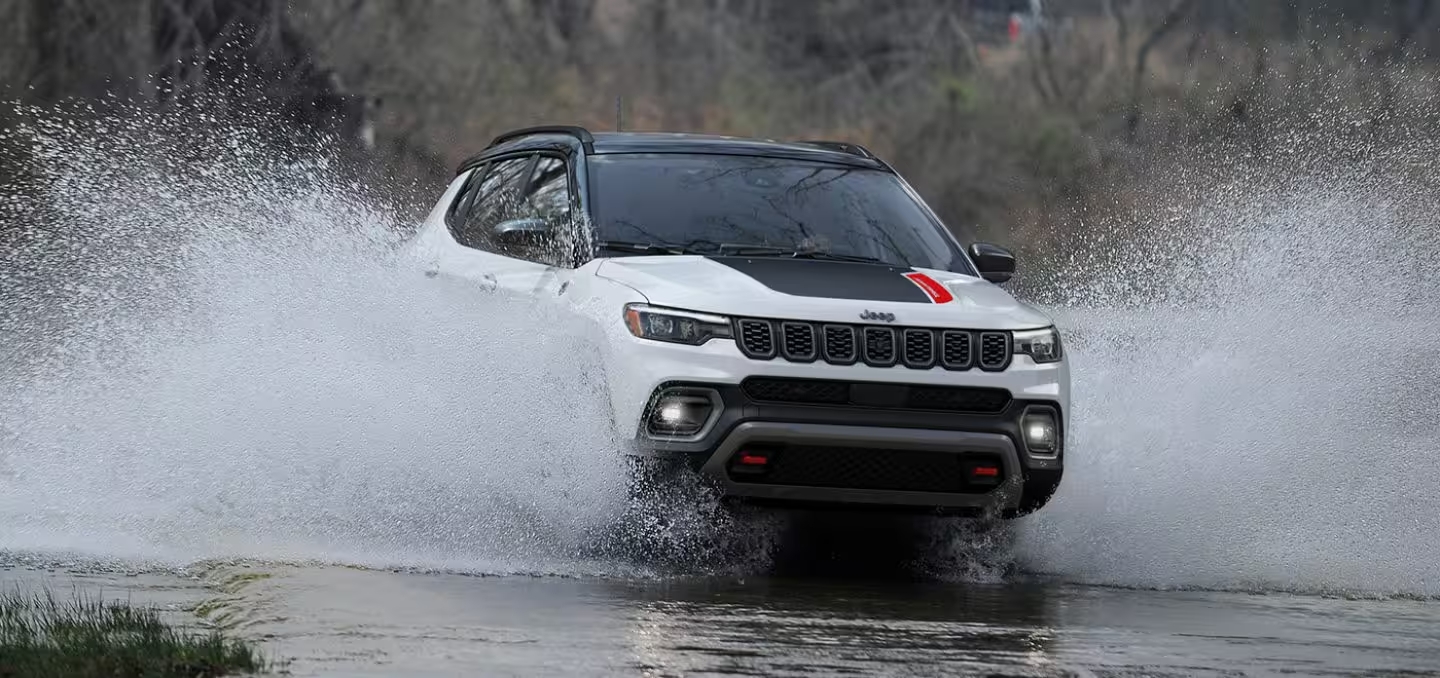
(494, 216), (550, 247)
(969, 242), (1015, 284)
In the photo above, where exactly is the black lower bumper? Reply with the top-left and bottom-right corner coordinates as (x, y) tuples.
(629, 380), (1065, 516)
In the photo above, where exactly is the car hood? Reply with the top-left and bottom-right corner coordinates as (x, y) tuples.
(594, 255), (1053, 330)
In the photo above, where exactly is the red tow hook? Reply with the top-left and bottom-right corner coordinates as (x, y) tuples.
(729, 449), (774, 476)
(966, 461), (1003, 486)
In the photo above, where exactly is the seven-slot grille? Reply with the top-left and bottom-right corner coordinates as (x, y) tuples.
(736, 318), (1013, 371)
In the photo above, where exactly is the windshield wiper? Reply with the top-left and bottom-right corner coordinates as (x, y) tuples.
(597, 240), (895, 266)
(718, 245), (894, 266)
(593, 240), (695, 255)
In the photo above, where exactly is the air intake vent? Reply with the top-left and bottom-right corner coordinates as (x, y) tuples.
(742, 378), (850, 405)
(742, 377), (1012, 414)
(737, 319), (776, 359)
(822, 325), (858, 365)
(941, 330), (974, 370)
(902, 329), (935, 369)
(781, 322), (818, 362)
(979, 331), (1011, 371)
(730, 445), (1005, 494)
(862, 327), (897, 366)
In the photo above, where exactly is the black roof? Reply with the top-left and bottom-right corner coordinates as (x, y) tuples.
(460, 127), (889, 173)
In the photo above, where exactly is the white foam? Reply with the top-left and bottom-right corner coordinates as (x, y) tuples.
(0, 108), (634, 573)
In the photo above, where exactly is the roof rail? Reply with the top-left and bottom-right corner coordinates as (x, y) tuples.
(795, 140), (878, 160)
(488, 125), (595, 152)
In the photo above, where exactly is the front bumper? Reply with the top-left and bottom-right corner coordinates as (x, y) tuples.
(629, 380), (1063, 514)
(699, 421), (1025, 512)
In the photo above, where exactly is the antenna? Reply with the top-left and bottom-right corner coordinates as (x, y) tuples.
(615, 95), (623, 132)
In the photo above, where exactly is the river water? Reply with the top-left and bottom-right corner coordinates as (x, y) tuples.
(3, 557), (1438, 677)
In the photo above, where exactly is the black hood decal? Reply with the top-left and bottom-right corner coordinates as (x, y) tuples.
(706, 256), (933, 303)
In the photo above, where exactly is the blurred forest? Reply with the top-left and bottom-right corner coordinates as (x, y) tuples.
(2, 0), (1438, 260)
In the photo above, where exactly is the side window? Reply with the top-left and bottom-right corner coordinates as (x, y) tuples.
(527, 156), (572, 224)
(514, 155), (583, 266)
(450, 153), (580, 268)
(455, 156), (533, 250)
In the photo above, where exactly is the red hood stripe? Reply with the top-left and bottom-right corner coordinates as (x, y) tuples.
(902, 272), (955, 304)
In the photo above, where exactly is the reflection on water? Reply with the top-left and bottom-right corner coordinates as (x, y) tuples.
(615, 578), (1440, 678)
(9, 560), (1431, 678)
(619, 577), (1063, 677)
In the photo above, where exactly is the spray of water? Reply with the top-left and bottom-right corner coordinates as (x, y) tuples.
(1012, 120), (1440, 598)
(0, 105), (785, 576)
(4, 99), (1439, 596)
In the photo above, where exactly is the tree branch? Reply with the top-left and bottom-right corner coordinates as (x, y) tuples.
(1125, 0), (1197, 140)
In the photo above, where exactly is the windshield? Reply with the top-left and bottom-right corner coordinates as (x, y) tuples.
(586, 153), (976, 275)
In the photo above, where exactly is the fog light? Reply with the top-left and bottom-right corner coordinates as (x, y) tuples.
(645, 390), (717, 438)
(1021, 409), (1059, 455)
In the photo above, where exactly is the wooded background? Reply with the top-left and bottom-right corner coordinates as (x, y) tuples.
(2, 0), (1438, 263)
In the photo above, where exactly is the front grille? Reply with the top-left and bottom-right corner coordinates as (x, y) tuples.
(862, 327), (897, 366)
(737, 319), (775, 359)
(980, 332), (1011, 371)
(781, 322), (817, 362)
(941, 331), (973, 369)
(737, 445), (1001, 494)
(735, 316), (1016, 372)
(903, 329), (935, 369)
(823, 325), (857, 364)
(742, 377), (1012, 413)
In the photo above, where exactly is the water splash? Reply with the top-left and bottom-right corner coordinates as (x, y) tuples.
(6, 101), (1440, 595)
(0, 105), (670, 575)
(1013, 125), (1440, 598)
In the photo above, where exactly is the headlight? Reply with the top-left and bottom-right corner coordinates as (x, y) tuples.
(623, 304), (733, 345)
(1013, 327), (1063, 363)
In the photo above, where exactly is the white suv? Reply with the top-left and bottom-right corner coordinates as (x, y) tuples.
(405, 126), (1069, 518)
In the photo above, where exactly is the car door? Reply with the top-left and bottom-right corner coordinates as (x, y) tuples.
(433, 151), (583, 300)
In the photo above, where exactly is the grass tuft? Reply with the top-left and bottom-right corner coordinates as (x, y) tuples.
(0, 588), (273, 677)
